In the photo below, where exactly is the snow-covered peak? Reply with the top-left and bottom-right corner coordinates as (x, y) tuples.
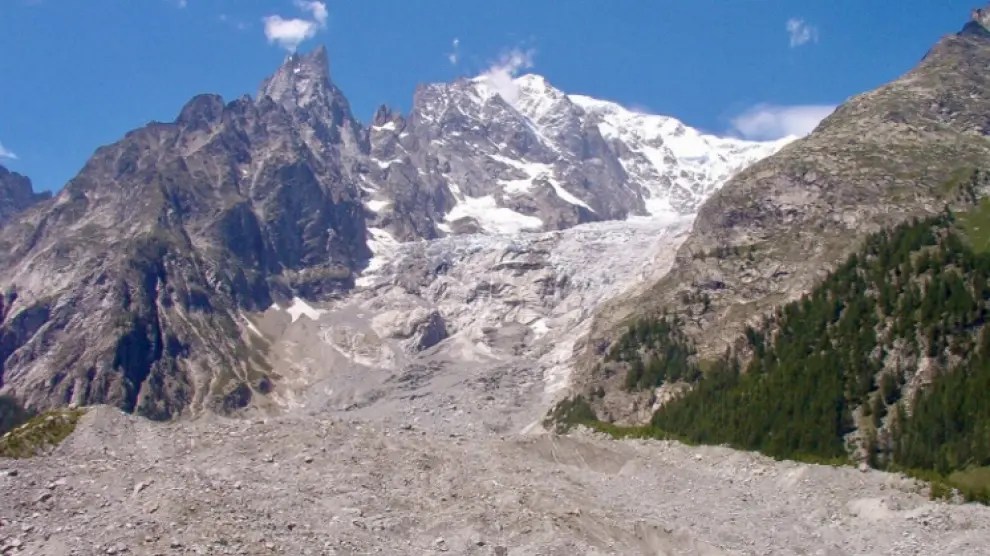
(570, 94), (787, 160)
(371, 71), (789, 240)
(510, 74), (575, 126)
(568, 92), (793, 213)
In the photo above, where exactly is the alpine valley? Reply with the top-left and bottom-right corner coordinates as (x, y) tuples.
(4, 7), (990, 556)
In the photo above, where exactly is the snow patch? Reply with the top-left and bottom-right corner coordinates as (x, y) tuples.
(529, 318), (549, 338)
(446, 195), (543, 235)
(286, 297), (327, 323)
(373, 158), (404, 169)
(357, 227), (401, 287)
(489, 154), (593, 211)
(366, 199), (391, 213)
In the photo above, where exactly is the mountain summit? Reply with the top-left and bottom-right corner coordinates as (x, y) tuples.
(0, 51), (371, 418)
(258, 46), (333, 110)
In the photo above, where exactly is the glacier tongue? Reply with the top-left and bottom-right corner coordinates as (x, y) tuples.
(252, 216), (692, 433)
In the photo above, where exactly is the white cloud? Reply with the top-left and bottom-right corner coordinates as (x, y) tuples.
(0, 141), (18, 160)
(730, 104), (836, 141)
(786, 18), (818, 47)
(448, 38), (460, 65)
(263, 1), (327, 52)
(477, 48), (535, 104)
(295, 0), (328, 27)
(264, 16), (319, 51)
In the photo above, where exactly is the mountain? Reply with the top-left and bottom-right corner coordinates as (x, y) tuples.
(0, 165), (50, 228)
(362, 73), (785, 242)
(573, 9), (990, 424)
(0, 47), (780, 419)
(0, 47), (369, 418)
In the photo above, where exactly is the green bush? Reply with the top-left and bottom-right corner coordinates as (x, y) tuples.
(544, 396), (598, 433)
(0, 408), (86, 459)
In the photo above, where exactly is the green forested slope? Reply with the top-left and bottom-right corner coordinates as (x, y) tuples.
(573, 186), (990, 499)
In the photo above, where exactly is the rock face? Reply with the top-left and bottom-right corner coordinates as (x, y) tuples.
(576, 10), (990, 422)
(0, 165), (49, 228)
(0, 48), (369, 418)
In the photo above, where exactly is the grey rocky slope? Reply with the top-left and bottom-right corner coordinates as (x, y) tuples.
(573, 8), (990, 423)
(4, 406), (990, 555)
(0, 165), (49, 228)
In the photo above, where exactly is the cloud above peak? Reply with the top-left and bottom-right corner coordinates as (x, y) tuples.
(263, 1), (327, 52)
(730, 103), (836, 141)
(448, 38), (461, 65)
(296, 0), (328, 27)
(786, 18), (818, 48)
(477, 48), (535, 104)
(0, 141), (18, 160)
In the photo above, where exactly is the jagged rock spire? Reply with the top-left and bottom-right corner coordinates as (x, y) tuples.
(256, 45), (362, 149)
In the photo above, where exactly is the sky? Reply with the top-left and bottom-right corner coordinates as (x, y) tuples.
(0, 0), (981, 191)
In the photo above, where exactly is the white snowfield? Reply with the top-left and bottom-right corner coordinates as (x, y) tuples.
(506, 74), (789, 217)
(285, 297), (327, 323)
(445, 194), (545, 235)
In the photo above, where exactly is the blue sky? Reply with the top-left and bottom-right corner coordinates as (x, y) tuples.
(0, 0), (979, 191)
